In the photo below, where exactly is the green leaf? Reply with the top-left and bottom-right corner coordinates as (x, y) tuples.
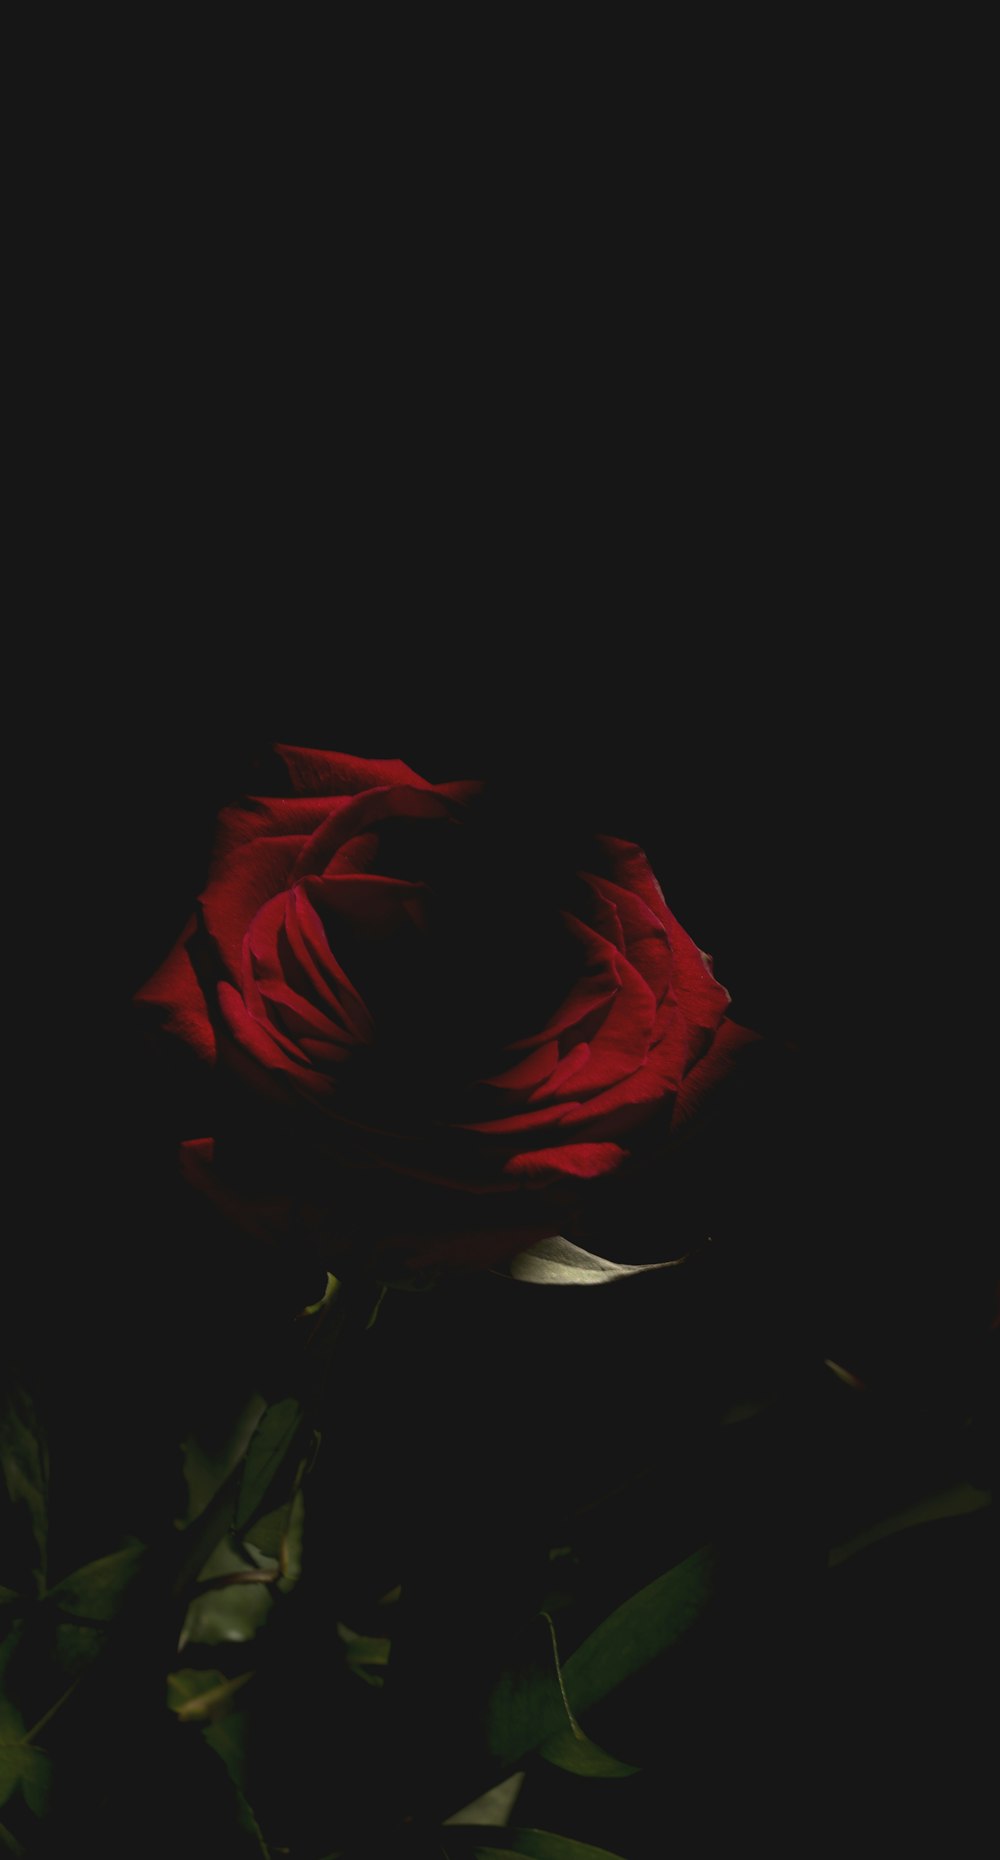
(241, 1506), (284, 1561)
(278, 1486), (305, 1586)
(0, 1391), (48, 1597)
(438, 1830), (626, 1860)
(487, 1546), (714, 1764)
(0, 1817), (26, 1854)
(158, 1710), (271, 1858)
(0, 1705), (53, 1818)
(204, 1710), (253, 1795)
(828, 1481), (991, 1567)
(560, 1544), (714, 1713)
(45, 1545), (146, 1621)
(499, 1234), (688, 1287)
(538, 1726), (638, 1777)
(336, 1622), (390, 1687)
(235, 1400), (306, 1533)
(167, 1668), (253, 1722)
(52, 1621), (103, 1680)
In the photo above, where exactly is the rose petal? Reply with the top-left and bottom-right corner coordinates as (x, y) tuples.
(284, 887), (376, 1042)
(598, 838), (730, 1029)
(211, 794), (336, 863)
(217, 979), (329, 1091)
(292, 784), (466, 881)
(200, 836), (305, 982)
(582, 873), (673, 1005)
(134, 917), (217, 1063)
(503, 1142), (629, 1183)
(670, 1017), (762, 1134)
(273, 745), (433, 796)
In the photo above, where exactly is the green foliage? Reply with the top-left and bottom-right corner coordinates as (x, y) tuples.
(0, 1644), (53, 1823)
(44, 1546), (146, 1622)
(487, 1547), (714, 1766)
(437, 1830), (626, 1860)
(0, 1392), (48, 1600)
(537, 1728), (638, 1778)
(236, 1400), (307, 1535)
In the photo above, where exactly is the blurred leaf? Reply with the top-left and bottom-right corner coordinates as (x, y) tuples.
(829, 1482), (991, 1567)
(45, 1545), (146, 1621)
(0, 1391), (48, 1597)
(168, 1668), (224, 1712)
(52, 1622), (103, 1680)
(180, 1395), (269, 1525)
(159, 1710), (271, 1857)
(445, 1771), (525, 1826)
(179, 1541), (274, 1648)
(538, 1726), (638, 1777)
(499, 1235), (687, 1287)
(0, 1595), (17, 1612)
(337, 1622), (390, 1687)
(204, 1710), (253, 1796)
(0, 1627), (22, 1688)
(302, 1271), (339, 1317)
(279, 1486), (305, 1586)
(0, 1817), (25, 1854)
(438, 1830), (625, 1859)
(236, 1400), (306, 1534)
(168, 1668), (252, 1723)
(241, 1507), (284, 1561)
(0, 1701), (53, 1818)
(488, 1546), (714, 1764)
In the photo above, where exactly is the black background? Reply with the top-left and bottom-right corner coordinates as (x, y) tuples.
(8, 153), (995, 1843)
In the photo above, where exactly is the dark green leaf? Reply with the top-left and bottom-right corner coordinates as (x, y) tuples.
(204, 1710), (253, 1796)
(560, 1545), (714, 1716)
(45, 1545), (146, 1621)
(0, 1391), (48, 1597)
(538, 1726), (638, 1777)
(0, 1817), (25, 1854)
(828, 1481), (991, 1567)
(167, 1668), (253, 1722)
(52, 1621), (103, 1680)
(157, 1711), (271, 1858)
(241, 1507), (284, 1561)
(337, 1622), (390, 1688)
(235, 1400), (305, 1533)
(278, 1486), (305, 1586)
(438, 1830), (626, 1860)
(488, 1546), (714, 1764)
(0, 1707), (53, 1818)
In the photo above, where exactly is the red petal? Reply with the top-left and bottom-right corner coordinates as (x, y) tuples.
(200, 836), (303, 982)
(292, 784), (465, 880)
(670, 1017), (762, 1133)
(134, 917), (217, 1064)
(273, 745), (433, 795)
(217, 980), (328, 1091)
(503, 1142), (628, 1183)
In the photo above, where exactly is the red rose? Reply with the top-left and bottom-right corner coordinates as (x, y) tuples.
(137, 747), (755, 1272)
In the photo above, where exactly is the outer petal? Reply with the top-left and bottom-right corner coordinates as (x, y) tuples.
(273, 745), (433, 795)
(503, 1141), (629, 1183)
(134, 916), (217, 1063)
(670, 1017), (762, 1134)
(601, 841), (730, 1029)
(291, 784), (468, 881)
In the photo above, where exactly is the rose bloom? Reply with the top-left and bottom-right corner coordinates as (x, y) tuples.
(137, 747), (756, 1275)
